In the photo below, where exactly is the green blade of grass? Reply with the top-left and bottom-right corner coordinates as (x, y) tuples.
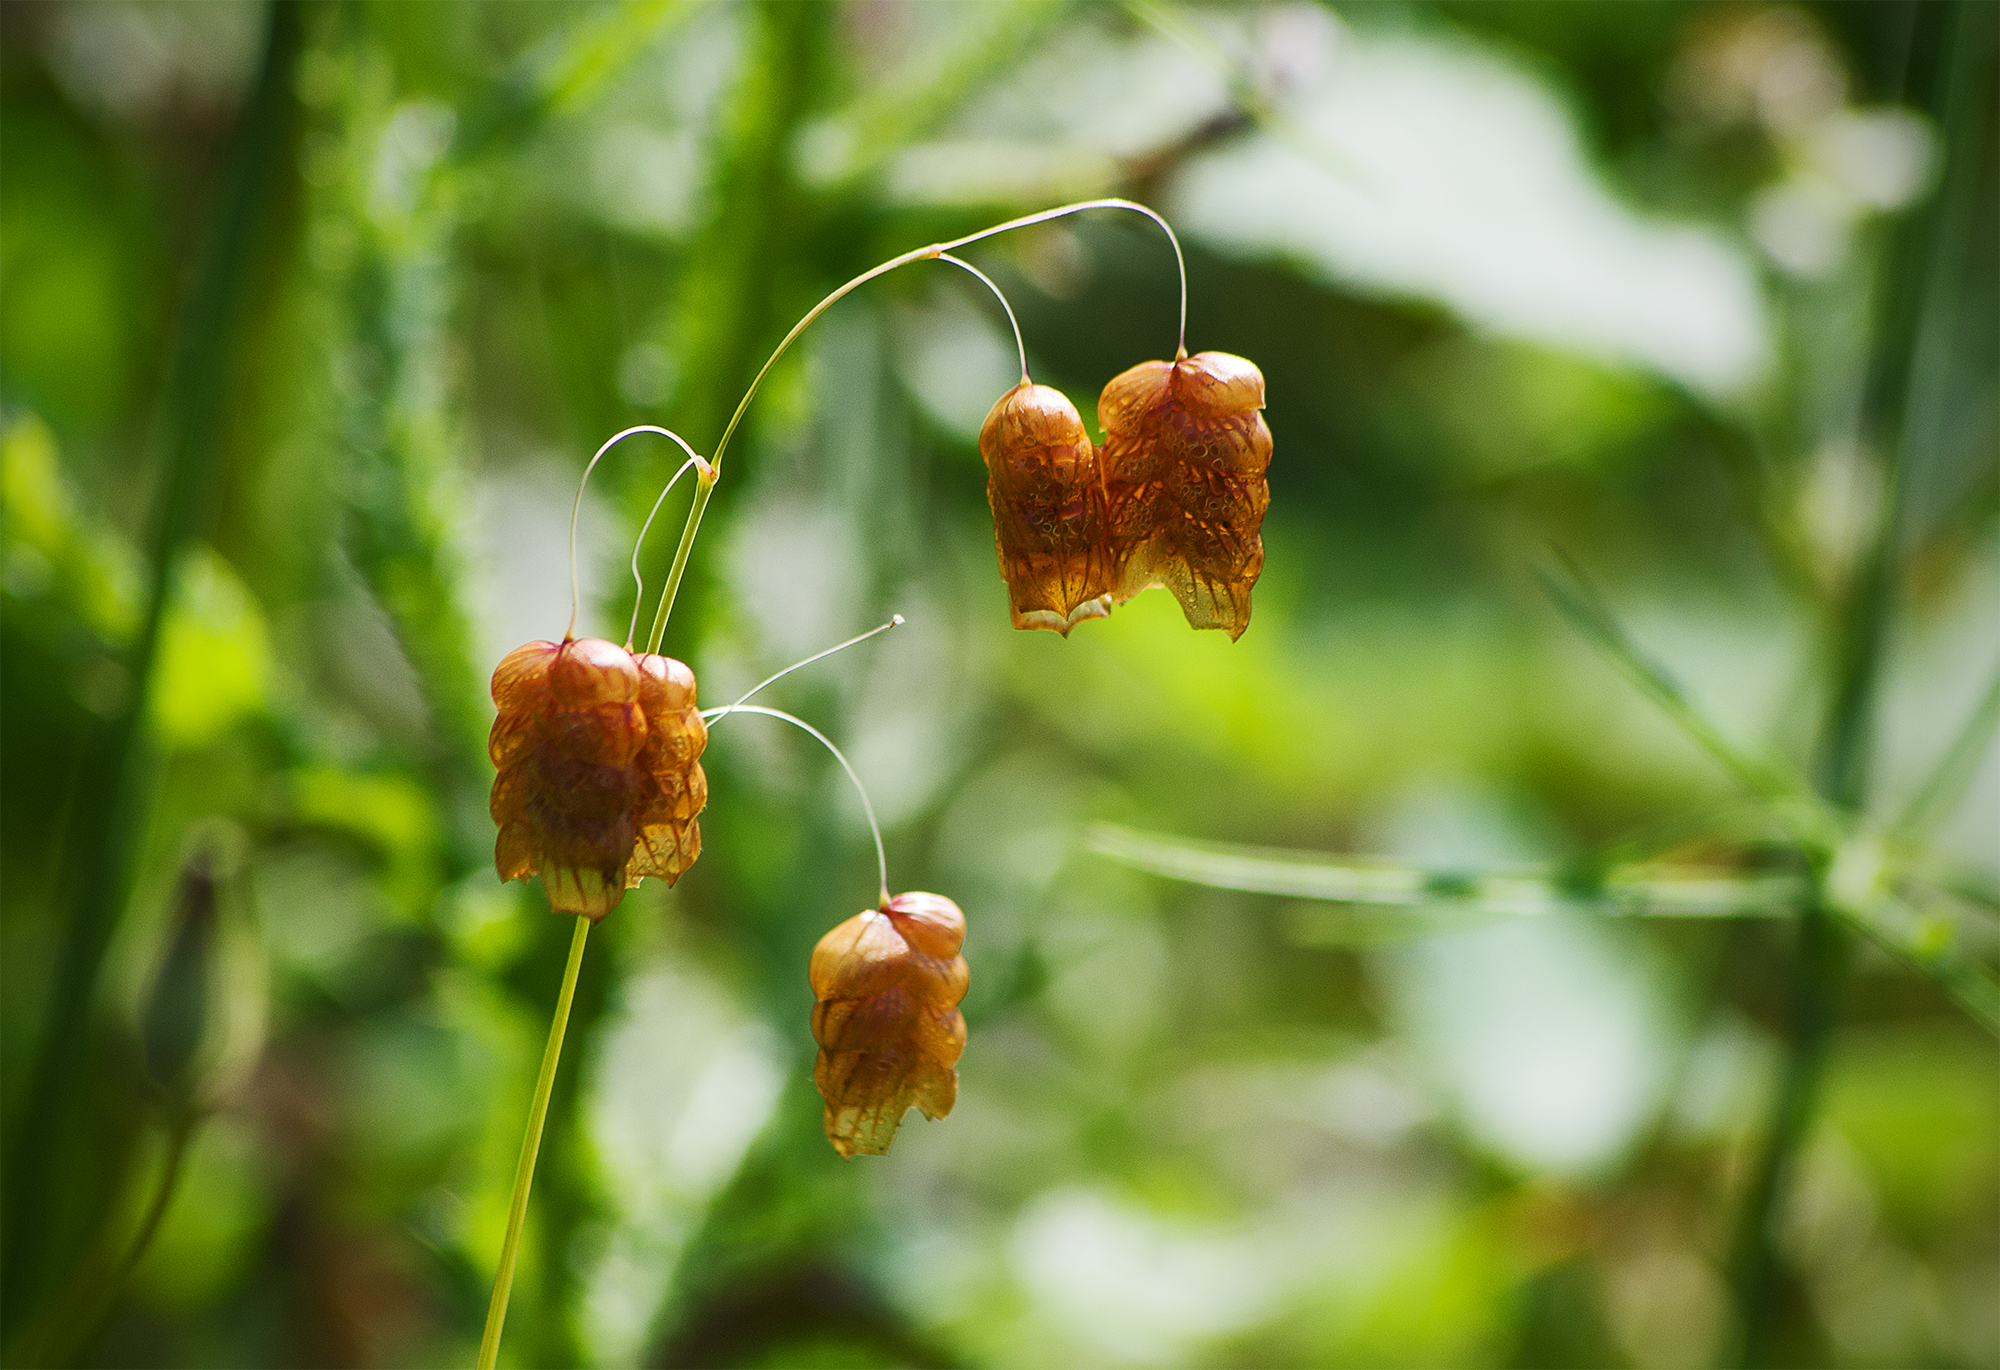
(1089, 823), (1806, 921)
(1897, 654), (2000, 837)
(813, 0), (1061, 188)
(1834, 882), (2000, 1037)
(454, 0), (703, 162)
(1536, 554), (1825, 837)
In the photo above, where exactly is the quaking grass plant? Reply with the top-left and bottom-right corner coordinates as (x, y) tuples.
(476, 198), (1274, 1368)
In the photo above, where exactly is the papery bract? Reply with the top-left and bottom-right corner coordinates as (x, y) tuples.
(979, 381), (1112, 635)
(489, 637), (707, 919)
(1098, 350), (1272, 639)
(809, 891), (968, 1157)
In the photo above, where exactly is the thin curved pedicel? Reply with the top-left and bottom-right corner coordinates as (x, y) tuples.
(562, 425), (705, 642)
(938, 252), (1028, 385)
(701, 703), (890, 906)
(1098, 350), (1273, 640)
(700, 691), (967, 1158)
(704, 616), (903, 730)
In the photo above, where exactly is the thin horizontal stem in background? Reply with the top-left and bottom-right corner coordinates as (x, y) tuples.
(1089, 824), (1806, 919)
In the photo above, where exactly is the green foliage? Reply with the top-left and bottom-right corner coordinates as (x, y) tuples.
(3, 2), (1994, 1368)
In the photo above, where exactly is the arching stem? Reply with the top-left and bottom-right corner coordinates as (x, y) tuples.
(637, 198), (1187, 647)
(566, 425), (703, 641)
(939, 252), (1028, 384)
(7, 1115), (197, 1366)
(478, 915), (590, 1370)
(703, 704), (891, 909)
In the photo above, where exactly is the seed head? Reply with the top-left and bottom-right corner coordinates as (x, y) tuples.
(809, 891), (969, 1157)
(1098, 351), (1272, 640)
(979, 381), (1113, 635)
(489, 637), (708, 918)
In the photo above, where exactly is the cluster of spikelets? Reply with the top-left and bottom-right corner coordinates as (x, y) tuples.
(488, 633), (970, 1157)
(484, 207), (1269, 1159)
(981, 350), (1272, 640)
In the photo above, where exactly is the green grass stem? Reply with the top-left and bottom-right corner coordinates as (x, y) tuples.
(479, 915), (591, 1370)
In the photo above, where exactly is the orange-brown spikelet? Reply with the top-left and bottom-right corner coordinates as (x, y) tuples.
(809, 892), (968, 1157)
(489, 637), (708, 919)
(1098, 351), (1272, 640)
(979, 381), (1112, 635)
(624, 652), (708, 887)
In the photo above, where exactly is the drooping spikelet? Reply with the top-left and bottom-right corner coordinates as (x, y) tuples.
(809, 891), (968, 1157)
(1098, 351), (1272, 640)
(624, 651), (708, 887)
(489, 637), (707, 919)
(979, 381), (1112, 634)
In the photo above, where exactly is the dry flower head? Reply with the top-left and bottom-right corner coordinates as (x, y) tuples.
(980, 380), (1113, 635)
(1099, 350), (1272, 640)
(489, 636), (707, 919)
(809, 891), (969, 1157)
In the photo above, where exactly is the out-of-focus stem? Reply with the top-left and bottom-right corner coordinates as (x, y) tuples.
(1724, 6), (1981, 1362)
(478, 916), (590, 1370)
(7, 1119), (196, 1367)
(0, 1), (301, 1327)
(71, 1121), (194, 1356)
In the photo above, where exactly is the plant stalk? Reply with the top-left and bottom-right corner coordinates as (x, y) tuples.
(644, 465), (716, 655)
(478, 915), (591, 1370)
(1723, 5), (1977, 1361)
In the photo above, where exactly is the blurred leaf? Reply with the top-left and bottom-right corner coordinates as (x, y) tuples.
(1819, 1027), (2000, 1230)
(803, 0), (1058, 189)
(1125, 0), (1370, 189)
(148, 547), (271, 752)
(289, 766), (444, 917)
(456, 0), (705, 162)
(0, 414), (144, 642)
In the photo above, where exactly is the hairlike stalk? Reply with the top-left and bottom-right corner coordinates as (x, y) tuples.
(938, 252), (1028, 384)
(478, 915), (590, 1370)
(708, 616), (904, 722)
(703, 703), (891, 908)
(565, 424), (704, 641)
(640, 198), (1186, 653)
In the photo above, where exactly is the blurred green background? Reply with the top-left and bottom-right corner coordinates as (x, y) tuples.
(3, 2), (1995, 1366)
